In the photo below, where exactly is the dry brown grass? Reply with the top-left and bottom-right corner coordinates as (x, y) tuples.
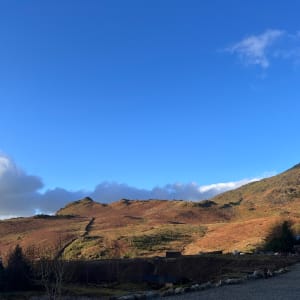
(2, 164), (300, 259)
(0, 216), (89, 258)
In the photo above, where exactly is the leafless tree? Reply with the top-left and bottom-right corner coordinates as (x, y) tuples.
(36, 238), (66, 300)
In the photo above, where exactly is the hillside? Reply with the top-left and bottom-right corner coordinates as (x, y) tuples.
(2, 163), (300, 259)
(55, 197), (230, 259)
(186, 164), (300, 253)
(0, 215), (90, 258)
(204, 163), (300, 225)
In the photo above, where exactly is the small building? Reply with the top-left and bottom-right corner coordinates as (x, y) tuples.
(199, 250), (223, 255)
(166, 251), (182, 258)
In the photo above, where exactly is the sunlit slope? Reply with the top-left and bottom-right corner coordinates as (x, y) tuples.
(56, 197), (231, 226)
(211, 163), (300, 219)
(2, 163), (300, 258)
(55, 198), (229, 258)
(0, 215), (89, 256)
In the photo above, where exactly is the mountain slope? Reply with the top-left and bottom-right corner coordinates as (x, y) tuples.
(2, 163), (300, 259)
(53, 164), (300, 257)
(0, 215), (90, 258)
(55, 197), (231, 258)
(211, 163), (300, 219)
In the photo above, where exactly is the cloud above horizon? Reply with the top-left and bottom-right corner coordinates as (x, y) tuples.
(0, 155), (43, 216)
(226, 29), (300, 68)
(0, 154), (266, 218)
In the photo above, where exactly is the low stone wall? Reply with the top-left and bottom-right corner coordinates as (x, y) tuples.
(111, 267), (290, 300)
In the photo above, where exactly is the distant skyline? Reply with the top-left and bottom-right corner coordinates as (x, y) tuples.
(1, 1), (300, 216)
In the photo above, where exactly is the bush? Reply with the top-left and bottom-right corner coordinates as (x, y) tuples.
(264, 221), (295, 252)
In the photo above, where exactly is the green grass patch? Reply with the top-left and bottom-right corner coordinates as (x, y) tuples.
(64, 236), (103, 260)
(131, 229), (188, 251)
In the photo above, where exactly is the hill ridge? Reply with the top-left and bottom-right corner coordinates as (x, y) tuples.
(2, 163), (300, 258)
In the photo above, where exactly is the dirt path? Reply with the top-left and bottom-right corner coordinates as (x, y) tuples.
(164, 263), (300, 300)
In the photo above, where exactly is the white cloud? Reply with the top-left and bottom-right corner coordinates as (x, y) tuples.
(0, 153), (269, 218)
(0, 215), (18, 220)
(226, 29), (300, 68)
(0, 154), (43, 194)
(0, 154), (43, 216)
(226, 29), (284, 68)
(198, 178), (259, 193)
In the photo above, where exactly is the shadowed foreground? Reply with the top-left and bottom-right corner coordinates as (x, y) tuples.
(165, 263), (300, 300)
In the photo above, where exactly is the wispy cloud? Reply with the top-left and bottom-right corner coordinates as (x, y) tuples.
(198, 178), (259, 193)
(226, 29), (300, 68)
(0, 154), (269, 218)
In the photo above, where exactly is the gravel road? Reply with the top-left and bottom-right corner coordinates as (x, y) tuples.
(163, 263), (300, 300)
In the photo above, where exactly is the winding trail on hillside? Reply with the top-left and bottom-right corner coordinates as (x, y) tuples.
(55, 217), (95, 259)
(164, 263), (300, 300)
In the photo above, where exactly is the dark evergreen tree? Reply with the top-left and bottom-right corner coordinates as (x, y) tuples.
(5, 244), (33, 291)
(0, 258), (4, 291)
(264, 221), (295, 252)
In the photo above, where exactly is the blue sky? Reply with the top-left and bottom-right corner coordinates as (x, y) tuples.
(1, 1), (300, 216)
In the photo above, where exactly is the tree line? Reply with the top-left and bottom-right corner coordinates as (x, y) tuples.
(0, 243), (65, 299)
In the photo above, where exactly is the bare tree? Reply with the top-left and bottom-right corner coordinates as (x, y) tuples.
(36, 238), (66, 300)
